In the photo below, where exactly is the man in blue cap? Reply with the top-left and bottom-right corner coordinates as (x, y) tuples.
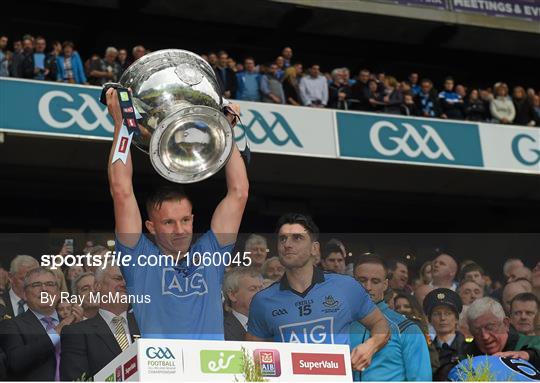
(350, 256), (432, 381)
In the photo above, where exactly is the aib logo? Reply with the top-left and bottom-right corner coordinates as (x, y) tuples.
(38, 90), (114, 132)
(146, 347), (175, 360)
(162, 267), (208, 297)
(235, 110), (303, 147)
(512, 134), (540, 166)
(370, 120), (455, 160)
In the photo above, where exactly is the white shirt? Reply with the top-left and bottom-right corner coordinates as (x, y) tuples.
(9, 288), (27, 315)
(232, 310), (248, 332)
(429, 281), (458, 291)
(436, 333), (457, 348)
(99, 309), (132, 345)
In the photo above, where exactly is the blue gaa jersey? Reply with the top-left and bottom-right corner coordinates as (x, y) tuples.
(247, 267), (376, 345)
(350, 301), (432, 381)
(116, 230), (232, 340)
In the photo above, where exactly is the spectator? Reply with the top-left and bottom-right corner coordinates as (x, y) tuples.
(281, 46), (293, 68)
(84, 245), (109, 274)
(72, 272), (99, 319)
(464, 89), (488, 121)
(2, 255), (39, 318)
(10, 36), (34, 78)
(400, 81), (412, 95)
(458, 279), (484, 306)
(455, 84), (467, 100)
(438, 77), (464, 119)
(513, 86), (537, 126)
(367, 79), (385, 112)
(222, 267), (263, 341)
(459, 263), (486, 291)
(352, 257), (432, 381)
(117, 48), (129, 72)
(65, 265), (84, 292)
(431, 253), (458, 291)
(226, 56), (237, 72)
(274, 55), (285, 79)
(88, 47), (122, 86)
(510, 293), (538, 336)
(526, 87), (537, 101)
(214, 50), (237, 99)
(207, 51), (218, 68)
(60, 265), (140, 381)
(533, 95), (540, 124)
(508, 266), (532, 283)
(56, 41), (86, 84)
(261, 257), (284, 281)
(299, 64), (328, 107)
(56, 301), (72, 321)
(328, 68), (351, 110)
(12, 40), (22, 56)
(503, 279), (533, 313)
(44, 40), (61, 81)
(382, 76), (404, 115)
(131, 44), (146, 61)
(236, 57), (261, 101)
(424, 288), (466, 381)
(260, 63), (285, 104)
(244, 234), (268, 272)
(464, 297), (540, 367)
(415, 78), (441, 118)
(282, 66), (302, 106)
(0, 265), (8, 295)
(32, 36), (48, 80)
(0, 268), (74, 380)
(533, 261), (540, 300)
(503, 258), (524, 281)
(419, 261), (433, 285)
(388, 258), (409, 293)
(408, 72), (421, 95)
(490, 82), (515, 124)
(320, 242), (346, 274)
(342, 67), (355, 86)
(0, 35), (10, 77)
(350, 69), (371, 111)
(394, 293), (431, 334)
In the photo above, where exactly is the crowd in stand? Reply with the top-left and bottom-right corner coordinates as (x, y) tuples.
(0, 234), (538, 380)
(1, 34), (540, 126)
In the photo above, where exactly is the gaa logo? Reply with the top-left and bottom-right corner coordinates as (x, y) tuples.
(370, 120), (455, 160)
(512, 133), (540, 166)
(146, 347), (175, 360)
(235, 110), (303, 147)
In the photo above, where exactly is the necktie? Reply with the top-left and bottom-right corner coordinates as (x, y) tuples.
(112, 316), (129, 351)
(17, 299), (25, 316)
(41, 316), (60, 381)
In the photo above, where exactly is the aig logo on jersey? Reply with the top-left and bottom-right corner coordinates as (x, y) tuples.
(279, 317), (334, 344)
(162, 267), (208, 297)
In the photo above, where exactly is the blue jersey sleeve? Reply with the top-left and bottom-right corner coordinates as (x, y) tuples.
(344, 277), (376, 321)
(400, 322), (432, 381)
(247, 292), (272, 339)
(115, 233), (158, 283)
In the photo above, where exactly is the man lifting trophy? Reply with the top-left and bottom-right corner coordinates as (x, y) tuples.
(104, 49), (249, 339)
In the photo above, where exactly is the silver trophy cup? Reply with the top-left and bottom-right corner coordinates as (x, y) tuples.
(119, 49), (234, 183)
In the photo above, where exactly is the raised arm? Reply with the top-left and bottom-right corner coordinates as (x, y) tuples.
(106, 88), (142, 247)
(211, 103), (249, 246)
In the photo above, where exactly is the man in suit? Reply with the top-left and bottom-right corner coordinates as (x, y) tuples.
(1, 255), (39, 319)
(60, 264), (140, 381)
(222, 267), (263, 341)
(0, 267), (68, 381)
(214, 50), (237, 99)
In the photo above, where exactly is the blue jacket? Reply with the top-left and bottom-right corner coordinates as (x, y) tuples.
(236, 71), (261, 101)
(350, 301), (432, 381)
(56, 51), (86, 84)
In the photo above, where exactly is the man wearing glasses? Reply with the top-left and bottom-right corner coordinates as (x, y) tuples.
(0, 267), (74, 380)
(463, 297), (540, 369)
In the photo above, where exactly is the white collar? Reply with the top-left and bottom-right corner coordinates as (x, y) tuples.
(436, 333), (457, 348)
(99, 308), (127, 324)
(9, 288), (23, 304)
(231, 310), (248, 331)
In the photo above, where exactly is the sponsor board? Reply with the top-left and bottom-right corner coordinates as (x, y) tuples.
(123, 355), (138, 380)
(254, 349), (282, 377)
(199, 350), (244, 374)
